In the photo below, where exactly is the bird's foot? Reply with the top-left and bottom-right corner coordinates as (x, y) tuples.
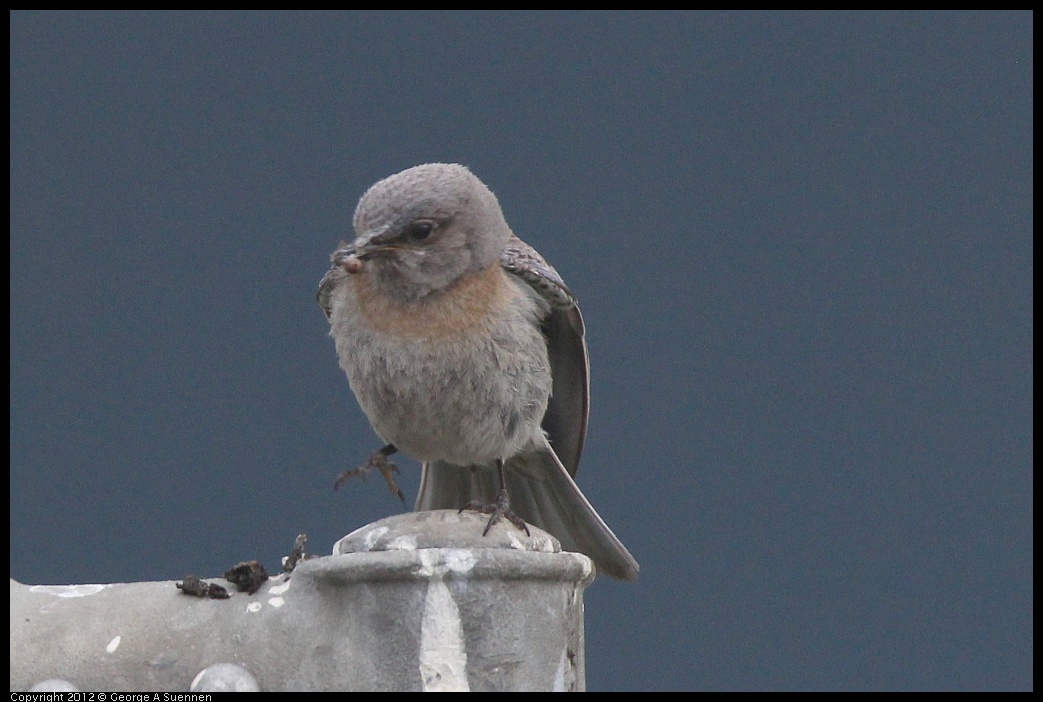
(460, 488), (530, 536)
(334, 445), (405, 503)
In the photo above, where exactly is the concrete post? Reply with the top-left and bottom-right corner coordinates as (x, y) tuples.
(10, 510), (595, 692)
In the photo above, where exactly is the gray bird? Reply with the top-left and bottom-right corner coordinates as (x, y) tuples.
(318, 163), (639, 581)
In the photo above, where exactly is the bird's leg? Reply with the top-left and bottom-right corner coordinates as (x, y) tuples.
(460, 459), (530, 536)
(334, 444), (405, 504)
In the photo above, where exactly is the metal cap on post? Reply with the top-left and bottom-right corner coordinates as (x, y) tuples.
(10, 510), (595, 692)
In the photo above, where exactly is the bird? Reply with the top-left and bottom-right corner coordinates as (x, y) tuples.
(318, 163), (639, 581)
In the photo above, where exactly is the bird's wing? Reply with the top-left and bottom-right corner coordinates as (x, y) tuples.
(501, 234), (590, 478)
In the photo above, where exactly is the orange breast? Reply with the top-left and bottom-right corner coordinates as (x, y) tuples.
(350, 264), (515, 340)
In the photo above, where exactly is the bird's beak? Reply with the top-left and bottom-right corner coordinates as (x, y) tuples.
(353, 226), (400, 261)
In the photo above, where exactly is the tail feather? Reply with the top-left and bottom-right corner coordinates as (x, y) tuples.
(416, 440), (639, 581)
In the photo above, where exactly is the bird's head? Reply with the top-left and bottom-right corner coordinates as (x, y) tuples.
(350, 163), (511, 300)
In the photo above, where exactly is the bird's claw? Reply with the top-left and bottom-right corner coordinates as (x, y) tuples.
(460, 488), (530, 536)
(334, 448), (405, 503)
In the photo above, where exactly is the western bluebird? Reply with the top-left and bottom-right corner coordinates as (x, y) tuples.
(318, 163), (639, 581)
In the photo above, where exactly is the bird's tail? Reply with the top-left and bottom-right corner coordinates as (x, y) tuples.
(416, 441), (639, 581)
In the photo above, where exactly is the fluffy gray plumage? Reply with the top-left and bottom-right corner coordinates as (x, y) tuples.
(320, 163), (638, 581)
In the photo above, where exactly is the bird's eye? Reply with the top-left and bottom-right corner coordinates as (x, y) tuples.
(405, 220), (436, 242)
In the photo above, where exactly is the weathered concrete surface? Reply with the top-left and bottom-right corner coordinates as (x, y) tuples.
(10, 510), (595, 691)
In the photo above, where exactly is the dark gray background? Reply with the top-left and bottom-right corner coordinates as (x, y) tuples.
(10, 11), (1032, 691)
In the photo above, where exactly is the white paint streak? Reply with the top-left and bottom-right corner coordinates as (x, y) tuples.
(269, 581), (290, 596)
(418, 550), (469, 692)
(30, 584), (106, 598)
(388, 534), (419, 550)
(533, 533), (556, 552)
(442, 548), (476, 574)
(106, 635), (121, 654)
(245, 601), (262, 613)
(554, 648), (566, 691)
(362, 526), (389, 550)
